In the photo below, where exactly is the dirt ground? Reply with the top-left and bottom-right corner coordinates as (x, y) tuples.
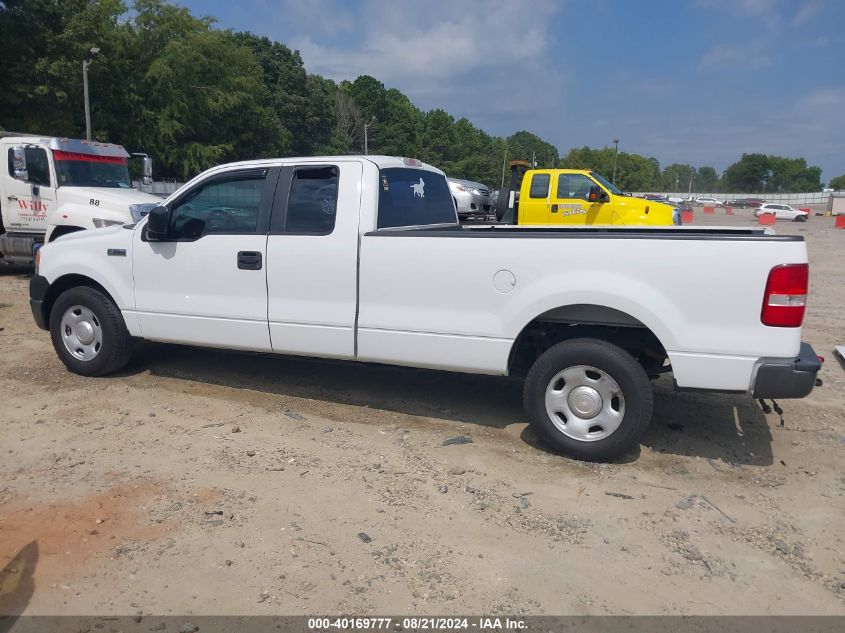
(1, 210), (844, 617)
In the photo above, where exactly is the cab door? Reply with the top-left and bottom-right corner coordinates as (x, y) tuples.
(132, 167), (278, 351)
(518, 171), (551, 224)
(550, 173), (608, 225)
(1, 145), (56, 233)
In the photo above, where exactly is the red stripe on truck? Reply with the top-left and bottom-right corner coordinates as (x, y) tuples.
(52, 150), (126, 164)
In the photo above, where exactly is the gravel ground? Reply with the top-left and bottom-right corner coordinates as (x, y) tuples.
(1, 209), (844, 616)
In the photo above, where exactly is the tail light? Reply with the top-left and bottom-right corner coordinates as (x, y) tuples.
(761, 263), (808, 327)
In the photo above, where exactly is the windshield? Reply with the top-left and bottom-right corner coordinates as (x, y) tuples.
(53, 150), (131, 188)
(377, 168), (457, 228)
(589, 171), (624, 196)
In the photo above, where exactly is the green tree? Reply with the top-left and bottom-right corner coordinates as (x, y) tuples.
(828, 174), (845, 190)
(696, 166), (719, 192)
(508, 131), (558, 168)
(722, 153), (771, 192)
(144, 29), (288, 178)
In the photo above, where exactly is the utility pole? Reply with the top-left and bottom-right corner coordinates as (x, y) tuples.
(688, 171), (694, 195)
(500, 145), (508, 188)
(611, 138), (620, 186)
(82, 46), (100, 141)
(363, 116), (375, 155)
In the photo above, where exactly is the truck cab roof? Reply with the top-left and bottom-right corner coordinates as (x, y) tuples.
(0, 135), (130, 159)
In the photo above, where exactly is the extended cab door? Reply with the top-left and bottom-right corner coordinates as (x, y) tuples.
(265, 160), (362, 359)
(132, 167), (278, 351)
(550, 172), (608, 224)
(518, 171), (552, 224)
(1, 145), (56, 233)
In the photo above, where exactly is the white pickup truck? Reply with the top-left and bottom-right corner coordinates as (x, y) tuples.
(29, 156), (821, 461)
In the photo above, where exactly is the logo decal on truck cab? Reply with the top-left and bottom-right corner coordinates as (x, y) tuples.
(410, 178), (425, 198)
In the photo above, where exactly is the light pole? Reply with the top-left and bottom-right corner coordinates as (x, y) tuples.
(500, 144), (508, 188)
(363, 116), (375, 155)
(611, 138), (619, 186)
(82, 46), (100, 141)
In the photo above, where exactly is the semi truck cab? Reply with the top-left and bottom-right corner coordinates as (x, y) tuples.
(0, 135), (160, 265)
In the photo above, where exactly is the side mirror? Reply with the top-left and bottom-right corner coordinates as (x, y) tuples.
(12, 147), (28, 181)
(588, 185), (609, 203)
(142, 156), (153, 185)
(145, 205), (169, 241)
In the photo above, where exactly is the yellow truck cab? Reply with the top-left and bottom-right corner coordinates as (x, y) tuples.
(496, 163), (677, 226)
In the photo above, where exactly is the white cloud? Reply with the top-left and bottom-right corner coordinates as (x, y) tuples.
(699, 40), (773, 69)
(792, 0), (824, 25)
(285, 0), (560, 83)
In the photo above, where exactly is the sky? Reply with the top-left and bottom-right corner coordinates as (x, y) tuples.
(180, 0), (844, 181)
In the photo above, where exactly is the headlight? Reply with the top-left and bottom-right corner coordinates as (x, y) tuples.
(452, 183), (469, 192)
(92, 218), (125, 228)
(129, 203), (157, 223)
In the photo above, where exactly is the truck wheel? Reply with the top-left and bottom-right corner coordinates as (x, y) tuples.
(49, 286), (133, 377)
(523, 338), (653, 461)
(495, 187), (511, 222)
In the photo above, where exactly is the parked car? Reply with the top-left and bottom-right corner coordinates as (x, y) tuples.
(448, 177), (492, 220)
(30, 155), (821, 462)
(640, 193), (668, 202)
(754, 203), (809, 222)
(725, 198), (765, 208)
(694, 196), (724, 207)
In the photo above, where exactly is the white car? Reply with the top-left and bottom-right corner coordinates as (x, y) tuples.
(30, 155), (821, 462)
(754, 203), (809, 222)
(694, 196), (724, 207)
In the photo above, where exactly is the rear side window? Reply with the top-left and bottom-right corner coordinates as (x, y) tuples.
(285, 166), (338, 235)
(529, 173), (550, 198)
(378, 168), (456, 228)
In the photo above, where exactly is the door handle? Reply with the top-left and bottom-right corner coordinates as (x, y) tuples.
(237, 251), (262, 270)
(7, 195), (18, 201)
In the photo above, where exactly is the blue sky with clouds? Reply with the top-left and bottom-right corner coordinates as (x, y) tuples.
(180, 0), (844, 180)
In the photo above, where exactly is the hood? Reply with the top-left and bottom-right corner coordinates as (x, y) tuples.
(50, 223), (127, 245)
(58, 186), (160, 209)
(448, 177), (489, 190)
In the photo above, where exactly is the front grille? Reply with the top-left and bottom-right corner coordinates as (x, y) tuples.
(477, 187), (490, 196)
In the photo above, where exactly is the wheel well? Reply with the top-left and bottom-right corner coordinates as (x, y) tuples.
(41, 274), (115, 327)
(49, 226), (85, 242)
(507, 304), (668, 377)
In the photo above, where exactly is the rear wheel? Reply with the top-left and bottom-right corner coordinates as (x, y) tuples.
(794, 215), (807, 222)
(49, 286), (133, 376)
(523, 338), (653, 461)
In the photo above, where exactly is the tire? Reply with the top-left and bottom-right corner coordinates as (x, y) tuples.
(49, 286), (133, 376)
(495, 186), (511, 222)
(523, 338), (653, 461)
(794, 215), (807, 222)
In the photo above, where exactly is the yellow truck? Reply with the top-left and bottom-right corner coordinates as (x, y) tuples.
(496, 162), (677, 226)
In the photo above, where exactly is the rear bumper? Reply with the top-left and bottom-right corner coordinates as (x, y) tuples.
(29, 274), (50, 330)
(752, 342), (821, 399)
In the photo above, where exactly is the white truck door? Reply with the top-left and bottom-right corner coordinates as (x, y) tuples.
(1, 145), (56, 233)
(132, 167), (278, 351)
(266, 161), (362, 359)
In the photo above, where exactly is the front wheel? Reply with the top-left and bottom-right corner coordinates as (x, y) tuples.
(523, 338), (653, 461)
(794, 215), (807, 222)
(49, 286), (134, 376)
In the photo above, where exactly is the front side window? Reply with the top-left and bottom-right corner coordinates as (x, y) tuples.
(556, 173), (595, 200)
(377, 168), (456, 229)
(53, 151), (130, 188)
(8, 147), (51, 186)
(285, 166), (338, 235)
(169, 172), (266, 239)
(529, 173), (550, 198)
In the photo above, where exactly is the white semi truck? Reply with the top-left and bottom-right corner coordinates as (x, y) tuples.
(0, 134), (161, 265)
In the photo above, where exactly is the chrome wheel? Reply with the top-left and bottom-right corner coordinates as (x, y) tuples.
(544, 364), (625, 442)
(60, 305), (103, 361)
